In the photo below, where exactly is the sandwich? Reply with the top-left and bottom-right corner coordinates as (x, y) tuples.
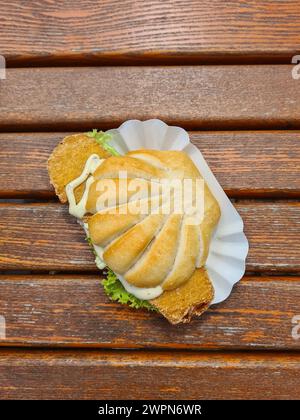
(48, 130), (220, 324)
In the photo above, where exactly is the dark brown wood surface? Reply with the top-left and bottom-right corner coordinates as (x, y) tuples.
(0, 202), (299, 272)
(1, 131), (300, 198)
(1, 1), (300, 400)
(0, 349), (299, 399)
(1, 1), (300, 65)
(0, 275), (299, 350)
(1, 66), (299, 131)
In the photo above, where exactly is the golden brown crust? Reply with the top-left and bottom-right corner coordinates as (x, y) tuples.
(88, 208), (145, 247)
(151, 268), (214, 324)
(127, 150), (200, 179)
(86, 178), (153, 214)
(162, 219), (200, 291)
(127, 150), (221, 268)
(125, 213), (182, 288)
(47, 134), (110, 203)
(199, 184), (221, 266)
(93, 155), (167, 181)
(103, 213), (166, 274)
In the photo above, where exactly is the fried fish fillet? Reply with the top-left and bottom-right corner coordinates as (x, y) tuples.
(48, 133), (110, 203)
(151, 267), (214, 324)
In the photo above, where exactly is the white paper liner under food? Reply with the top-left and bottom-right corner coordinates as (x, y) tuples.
(106, 119), (249, 305)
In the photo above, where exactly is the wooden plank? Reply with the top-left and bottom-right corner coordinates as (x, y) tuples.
(0, 275), (299, 350)
(1, 131), (300, 198)
(0, 202), (299, 272)
(1, 1), (300, 65)
(1, 66), (299, 131)
(0, 349), (299, 399)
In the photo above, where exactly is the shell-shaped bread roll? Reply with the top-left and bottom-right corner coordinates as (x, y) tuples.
(87, 149), (220, 291)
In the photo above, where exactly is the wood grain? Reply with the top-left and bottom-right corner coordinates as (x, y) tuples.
(0, 275), (299, 350)
(1, 1), (300, 65)
(1, 66), (300, 131)
(0, 202), (299, 272)
(1, 1), (299, 400)
(0, 349), (299, 399)
(1, 131), (300, 198)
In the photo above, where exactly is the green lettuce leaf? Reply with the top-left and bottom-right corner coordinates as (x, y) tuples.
(102, 269), (158, 312)
(86, 129), (120, 156)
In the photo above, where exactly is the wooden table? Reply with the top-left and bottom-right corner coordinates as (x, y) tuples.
(0, 1), (300, 400)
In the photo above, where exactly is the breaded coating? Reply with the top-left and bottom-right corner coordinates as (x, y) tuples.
(48, 133), (110, 203)
(151, 268), (214, 324)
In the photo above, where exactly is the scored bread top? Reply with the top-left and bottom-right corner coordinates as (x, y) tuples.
(87, 149), (220, 291)
(48, 134), (220, 324)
